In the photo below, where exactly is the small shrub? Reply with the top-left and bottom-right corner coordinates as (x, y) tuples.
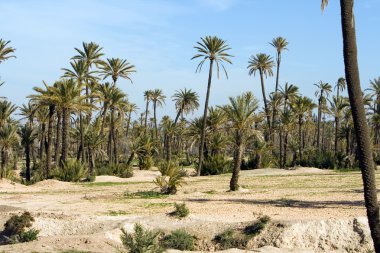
(1, 212), (39, 245)
(121, 223), (163, 253)
(201, 154), (230, 175)
(213, 229), (246, 250)
(243, 215), (271, 237)
(158, 160), (178, 176)
(169, 203), (189, 218)
(160, 229), (195, 251)
(139, 155), (154, 170)
(53, 159), (88, 182)
(95, 163), (133, 178)
(154, 165), (187, 194)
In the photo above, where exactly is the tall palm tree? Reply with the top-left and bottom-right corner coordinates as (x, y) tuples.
(51, 79), (90, 165)
(99, 58), (136, 85)
(291, 96), (315, 162)
(0, 39), (16, 64)
(0, 123), (19, 179)
(247, 53), (275, 138)
(191, 35), (232, 176)
(0, 100), (17, 129)
(329, 96), (349, 158)
(270, 37), (289, 93)
(322, 1), (380, 248)
(28, 82), (58, 176)
(314, 81), (332, 150)
(220, 92), (260, 191)
(150, 89), (166, 140)
(125, 103), (139, 140)
(19, 125), (37, 182)
(172, 88), (200, 125)
(96, 82), (114, 137)
(335, 77), (346, 98)
(143, 90), (153, 134)
(72, 42), (104, 68)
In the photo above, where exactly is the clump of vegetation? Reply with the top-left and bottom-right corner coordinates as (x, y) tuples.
(154, 164), (187, 194)
(160, 229), (195, 251)
(201, 154), (230, 175)
(121, 223), (163, 253)
(169, 203), (189, 218)
(300, 150), (335, 169)
(158, 159), (178, 176)
(213, 216), (271, 250)
(243, 215), (271, 237)
(52, 159), (87, 182)
(95, 163), (133, 178)
(0, 212), (39, 245)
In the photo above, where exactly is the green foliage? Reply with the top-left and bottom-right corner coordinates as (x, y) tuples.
(154, 165), (187, 194)
(121, 223), (163, 253)
(1, 212), (39, 245)
(95, 163), (133, 178)
(201, 154), (230, 175)
(214, 216), (271, 250)
(243, 215), (271, 237)
(300, 150), (335, 169)
(169, 203), (189, 218)
(139, 154), (153, 170)
(53, 159), (88, 182)
(158, 159), (178, 176)
(160, 229), (195, 251)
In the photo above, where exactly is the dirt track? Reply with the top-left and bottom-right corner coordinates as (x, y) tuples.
(0, 167), (378, 252)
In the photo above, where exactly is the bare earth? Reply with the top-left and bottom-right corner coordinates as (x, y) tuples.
(0, 167), (379, 253)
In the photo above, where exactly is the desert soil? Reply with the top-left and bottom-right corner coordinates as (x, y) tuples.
(0, 167), (379, 253)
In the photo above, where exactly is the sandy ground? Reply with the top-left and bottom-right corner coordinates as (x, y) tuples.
(0, 167), (378, 253)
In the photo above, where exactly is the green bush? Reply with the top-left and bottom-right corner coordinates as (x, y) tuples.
(139, 155), (154, 170)
(95, 163), (133, 178)
(53, 159), (88, 182)
(300, 150), (335, 169)
(243, 215), (270, 237)
(213, 229), (246, 250)
(160, 229), (195, 251)
(121, 223), (163, 253)
(158, 160), (178, 176)
(169, 203), (189, 218)
(154, 165), (187, 194)
(1, 212), (39, 245)
(201, 154), (230, 175)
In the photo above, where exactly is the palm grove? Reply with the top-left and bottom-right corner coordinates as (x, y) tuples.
(0, 1), (379, 249)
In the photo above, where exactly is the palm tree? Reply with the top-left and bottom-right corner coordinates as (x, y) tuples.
(314, 81), (332, 150)
(143, 90), (153, 134)
(19, 125), (37, 181)
(0, 124), (19, 178)
(28, 82), (58, 176)
(125, 103), (139, 140)
(0, 39), (16, 64)
(0, 100), (17, 129)
(84, 121), (106, 175)
(150, 89), (166, 140)
(247, 53), (275, 138)
(96, 82), (114, 136)
(291, 96), (315, 162)
(191, 35), (233, 176)
(335, 77), (346, 98)
(100, 58), (136, 85)
(73, 42), (104, 68)
(51, 79), (90, 165)
(329, 96), (349, 158)
(172, 88), (200, 125)
(322, 1), (380, 248)
(270, 37), (289, 93)
(220, 92), (260, 191)
(322, 1), (380, 249)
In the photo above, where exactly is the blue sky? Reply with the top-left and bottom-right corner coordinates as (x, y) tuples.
(0, 0), (379, 120)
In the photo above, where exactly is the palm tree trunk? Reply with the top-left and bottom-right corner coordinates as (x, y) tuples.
(39, 123), (46, 161)
(55, 110), (61, 165)
(230, 132), (243, 191)
(126, 111), (132, 139)
(317, 97), (322, 150)
(60, 108), (69, 166)
(335, 115), (340, 160)
(340, 0), (380, 250)
(284, 132), (288, 167)
(174, 107), (183, 125)
(298, 116), (303, 163)
(46, 105), (55, 177)
(79, 113), (85, 162)
(144, 100), (149, 133)
(153, 102), (158, 140)
(100, 103), (108, 137)
(25, 143), (31, 181)
(279, 127), (283, 168)
(259, 69), (271, 140)
(197, 59), (214, 176)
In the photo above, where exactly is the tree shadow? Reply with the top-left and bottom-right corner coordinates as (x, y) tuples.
(186, 198), (365, 209)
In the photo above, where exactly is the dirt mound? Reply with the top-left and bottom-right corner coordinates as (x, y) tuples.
(32, 179), (72, 189)
(242, 167), (328, 177)
(95, 170), (160, 183)
(0, 179), (26, 191)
